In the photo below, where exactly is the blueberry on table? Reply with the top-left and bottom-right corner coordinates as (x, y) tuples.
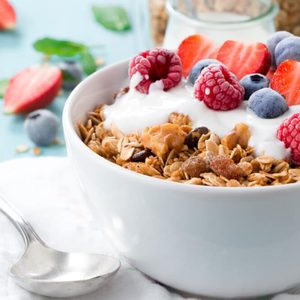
(25, 109), (59, 146)
(248, 88), (289, 119)
(188, 59), (221, 85)
(275, 36), (300, 68)
(59, 60), (83, 91)
(240, 74), (269, 100)
(266, 31), (293, 68)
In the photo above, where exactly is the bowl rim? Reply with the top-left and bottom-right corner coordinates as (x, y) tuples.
(63, 59), (300, 194)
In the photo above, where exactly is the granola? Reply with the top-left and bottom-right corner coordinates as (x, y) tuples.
(79, 109), (300, 187)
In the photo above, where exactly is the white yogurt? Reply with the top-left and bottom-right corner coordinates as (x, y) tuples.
(104, 82), (300, 160)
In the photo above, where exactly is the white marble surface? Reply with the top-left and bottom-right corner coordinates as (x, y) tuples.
(0, 157), (298, 300)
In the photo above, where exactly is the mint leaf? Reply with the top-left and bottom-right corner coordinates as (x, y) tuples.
(33, 38), (86, 57)
(79, 50), (97, 75)
(0, 79), (9, 98)
(92, 5), (131, 32)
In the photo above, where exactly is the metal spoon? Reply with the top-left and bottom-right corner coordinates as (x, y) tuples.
(0, 193), (120, 298)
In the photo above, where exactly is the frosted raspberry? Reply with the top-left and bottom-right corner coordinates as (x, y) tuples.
(194, 64), (244, 111)
(129, 48), (182, 94)
(277, 113), (300, 165)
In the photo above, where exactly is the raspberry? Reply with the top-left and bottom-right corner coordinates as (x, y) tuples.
(277, 113), (300, 165)
(129, 48), (182, 94)
(194, 64), (244, 111)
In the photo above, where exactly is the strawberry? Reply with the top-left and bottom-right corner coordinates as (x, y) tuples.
(4, 65), (62, 114)
(271, 60), (300, 106)
(177, 34), (216, 77)
(0, 0), (16, 30)
(216, 40), (271, 79)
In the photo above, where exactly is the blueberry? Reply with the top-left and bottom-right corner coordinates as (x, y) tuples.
(188, 59), (221, 85)
(59, 60), (83, 91)
(25, 109), (59, 146)
(248, 88), (289, 119)
(240, 74), (269, 100)
(274, 36), (300, 67)
(266, 31), (293, 68)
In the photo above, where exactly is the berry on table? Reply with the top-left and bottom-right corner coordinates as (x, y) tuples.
(277, 113), (300, 165)
(0, 0), (16, 30)
(177, 34), (216, 77)
(216, 40), (271, 79)
(270, 60), (300, 106)
(59, 60), (83, 91)
(194, 64), (244, 111)
(248, 88), (289, 119)
(266, 31), (293, 68)
(240, 74), (269, 100)
(188, 59), (221, 85)
(4, 65), (62, 114)
(274, 36), (300, 68)
(129, 48), (182, 94)
(24, 109), (59, 146)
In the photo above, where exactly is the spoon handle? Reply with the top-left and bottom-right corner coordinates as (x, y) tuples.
(0, 193), (44, 247)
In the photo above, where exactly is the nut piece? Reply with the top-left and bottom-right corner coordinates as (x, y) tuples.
(221, 123), (251, 150)
(131, 149), (153, 162)
(168, 112), (191, 126)
(181, 156), (210, 178)
(210, 155), (243, 179)
(141, 123), (187, 158)
(185, 127), (209, 149)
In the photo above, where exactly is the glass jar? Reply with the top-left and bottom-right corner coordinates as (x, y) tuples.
(163, 0), (279, 48)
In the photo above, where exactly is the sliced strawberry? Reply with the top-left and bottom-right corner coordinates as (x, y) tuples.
(270, 60), (300, 106)
(4, 65), (62, 114)
(266, 68), (275, 81)
(216, 40), (271, 79)
(0, 0), (16, 30)
(177, 34), (216, 77)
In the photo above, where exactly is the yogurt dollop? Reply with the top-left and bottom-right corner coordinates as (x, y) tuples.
(104, 82), (300, 160)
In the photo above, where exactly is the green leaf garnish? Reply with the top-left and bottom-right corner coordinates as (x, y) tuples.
(33, 38), (86, 57)
(92, 5), (131, 32)
(79, 50), (97, 75)
(0, 79), (9, 98)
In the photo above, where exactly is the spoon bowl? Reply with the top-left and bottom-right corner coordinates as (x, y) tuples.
(0, 193), (120, 298)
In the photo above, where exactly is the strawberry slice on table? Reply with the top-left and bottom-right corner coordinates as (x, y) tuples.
(0, 0), (16, 30)
(178, 34), (216, 77)
(216, 40), (271, 79)
(270, 60), (300, 106)
(4, 65), (62, 114)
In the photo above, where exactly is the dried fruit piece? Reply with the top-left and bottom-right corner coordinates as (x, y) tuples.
(181, 156), (209, 178)
(131, 148), (152, 162)
(185, 127), (209, 149)
(210, 155), (243, 179)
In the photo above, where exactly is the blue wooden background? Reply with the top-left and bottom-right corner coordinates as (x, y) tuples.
(0, 0), (150, 161)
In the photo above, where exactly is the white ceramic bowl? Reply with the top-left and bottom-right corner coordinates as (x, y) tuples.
(63, 60), (300, 298)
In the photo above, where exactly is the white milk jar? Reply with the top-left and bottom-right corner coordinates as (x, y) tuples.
(163, 0), (279, 48)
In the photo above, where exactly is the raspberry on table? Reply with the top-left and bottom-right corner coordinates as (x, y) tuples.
(277, 113), (300, 165)
(129, 48), (182, 94)
(194, 64), (244, 111)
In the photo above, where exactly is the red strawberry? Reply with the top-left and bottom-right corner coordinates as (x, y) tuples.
(270, 60), (300, 106)
(178, 34), (216, 77)
(4, 65), (62, 114)
(266, 68), (275, 81)
(0, 0), (16, 30)
(216, 40), (271, 79)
